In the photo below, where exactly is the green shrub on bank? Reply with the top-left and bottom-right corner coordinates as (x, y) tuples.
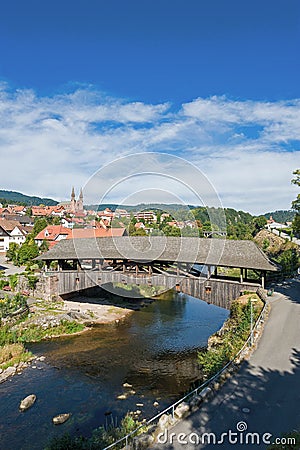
(0, 293), (28, 319)
(0, 320), (84, 345)
(45, 414), (145, 450)
(0, 343), (32, 370)
(198, 296), (262, 379)
(267, 431), (300, 449)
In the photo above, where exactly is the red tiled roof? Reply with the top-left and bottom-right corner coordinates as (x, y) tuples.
(135, 222), (145, 228)
(31, 205), (65, 217)
(70, 228), (126, 239)
(11, 205), (26, 213)
(35, 225), (72, 243)
(0, 208), (11, 215)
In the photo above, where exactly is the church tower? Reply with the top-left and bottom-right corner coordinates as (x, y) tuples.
(71, 187), (76, 213)
(77, 188), (84, 212)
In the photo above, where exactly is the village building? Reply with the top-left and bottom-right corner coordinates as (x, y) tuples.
(115, 208), (130, 219)
(134, 211), (157, 223)
(60, 217), (74, 229)
(1, 214), (34, 227)
(97, 208), (114, 224)
(0, 224), (10, 252)
(35, 225), (73, 248)
(0, 219), (27, 250)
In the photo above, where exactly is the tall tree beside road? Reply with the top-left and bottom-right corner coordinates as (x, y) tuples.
(291, 169), (300, 235)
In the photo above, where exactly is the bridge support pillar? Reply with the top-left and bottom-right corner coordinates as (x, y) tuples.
(261, 271), (265, 289)
(240, 268), (244, 283)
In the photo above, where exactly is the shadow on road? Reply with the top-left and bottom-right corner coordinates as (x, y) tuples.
(152, 349), (300, 449)
(274, 278), (300, 305)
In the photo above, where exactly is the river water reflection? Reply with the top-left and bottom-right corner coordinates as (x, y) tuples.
(0, 291), (229, 450)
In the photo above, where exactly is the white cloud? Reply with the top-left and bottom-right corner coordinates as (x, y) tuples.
(0, 85), (299, 214)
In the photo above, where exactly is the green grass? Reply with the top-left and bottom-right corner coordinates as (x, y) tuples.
(33, 299), (64, 311)
(0, 320), (85, 345)
(17, 320), (85, 343)
(0, 343), (33, 370)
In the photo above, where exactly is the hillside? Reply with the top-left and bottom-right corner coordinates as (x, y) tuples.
(254, 229), (297, 254)
(254, 229), (299, 276)
(85, 203), (196, 212)
(0, 190), (58, 206)
(263, 210), (295, 223)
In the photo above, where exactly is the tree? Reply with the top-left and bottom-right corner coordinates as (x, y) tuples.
(9, 274), (18, 292)
(26, 274), (39, 294)
(291, 169), (300, 235)
(33, 218), (48, 237)
(6, 242), (19, 264)
(39, 239), (49, 253)
(252, 216), (267, 235)
(17, 242), (39, 266)
(292, 214), (300, 236)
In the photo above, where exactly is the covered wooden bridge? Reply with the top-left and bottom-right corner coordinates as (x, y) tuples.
(37, 236), (278, 308)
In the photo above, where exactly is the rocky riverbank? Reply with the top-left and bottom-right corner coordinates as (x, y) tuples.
(0, 294), (150, 384)
(0, 355), (46, 383)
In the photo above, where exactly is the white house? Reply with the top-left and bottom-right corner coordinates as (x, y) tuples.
(60, 217), (74, 229)
(0, 224), (10, 252)
(0, 219), (27, 250)
(266, 221), (288, 231)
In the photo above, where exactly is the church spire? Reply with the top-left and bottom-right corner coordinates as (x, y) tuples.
(79, 187), (83, 199)
(71, 186), (75, 199)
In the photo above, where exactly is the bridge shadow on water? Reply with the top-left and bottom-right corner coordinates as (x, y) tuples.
(153, 349), (300, 450)
(61, 284), (162, 311)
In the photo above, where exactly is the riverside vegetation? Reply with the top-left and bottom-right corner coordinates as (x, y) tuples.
(0, 292), (84, 373)
(45, 414), (147, 450)
(198, 293), (263, 379)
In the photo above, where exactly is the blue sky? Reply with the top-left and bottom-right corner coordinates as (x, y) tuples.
(0, 0), (299, 214)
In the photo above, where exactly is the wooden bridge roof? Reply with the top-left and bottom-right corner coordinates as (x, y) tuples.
(36, 236), (278, 272)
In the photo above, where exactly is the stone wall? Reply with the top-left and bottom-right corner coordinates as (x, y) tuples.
(16, 273), (60, 301)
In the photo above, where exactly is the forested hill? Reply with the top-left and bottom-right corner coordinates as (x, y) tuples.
(0, 190), (58, 206)
(263, 210), (295, 223)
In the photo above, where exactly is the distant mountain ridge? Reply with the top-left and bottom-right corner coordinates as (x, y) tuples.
(0, 190), (58, 206)
(85, 203), (196, 212)
(0, 190), (295, 222)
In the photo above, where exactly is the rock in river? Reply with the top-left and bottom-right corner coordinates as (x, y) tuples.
(19, 394), (36, 411)
(52, 413), (71, 425)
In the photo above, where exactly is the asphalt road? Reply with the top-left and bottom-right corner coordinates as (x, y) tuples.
(0, 254), (25, 275)
(151, 278), (300, 449)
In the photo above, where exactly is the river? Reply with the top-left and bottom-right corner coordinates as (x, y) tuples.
(0, 291), (229, 450)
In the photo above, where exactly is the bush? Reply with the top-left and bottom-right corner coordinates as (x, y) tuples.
(198, 296), (261, 379)
(267, 431), (300, 449)
(274, 248), (299, 276)
(0, 279), (9, 290)
(44, 434), (91, 450)
(45, 414), (144, 450)
(0, 293), (27, 319)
